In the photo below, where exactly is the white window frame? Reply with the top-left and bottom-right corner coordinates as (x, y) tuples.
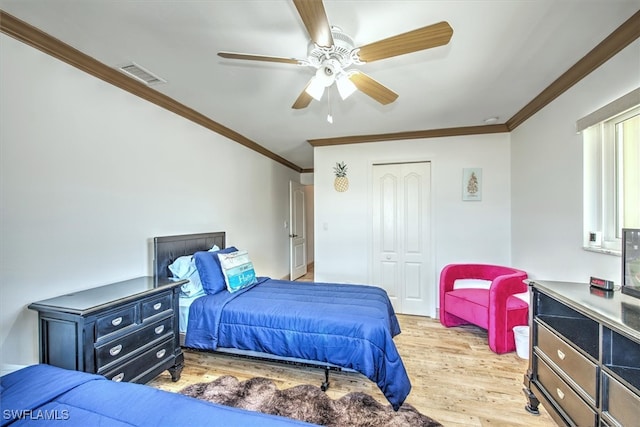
(581, 89), (640, 255)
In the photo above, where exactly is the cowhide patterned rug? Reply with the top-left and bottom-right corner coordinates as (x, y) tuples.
(179, 375), (442, 427)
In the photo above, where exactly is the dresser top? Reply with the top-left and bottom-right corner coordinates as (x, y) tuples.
(529, 280), (640, 339)
(28, 276), (186, 315)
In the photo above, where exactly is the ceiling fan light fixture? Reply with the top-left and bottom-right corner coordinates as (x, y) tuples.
(336, 73), (357, 100)
(305, 76), (326, 101)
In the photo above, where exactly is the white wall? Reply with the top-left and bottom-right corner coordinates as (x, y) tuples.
(314, 133), (514, 315)
(511, 39), (640, 283)
(0, 34), (299, 365)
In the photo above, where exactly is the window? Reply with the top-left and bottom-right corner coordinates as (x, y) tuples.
(582, 91), (639, 254)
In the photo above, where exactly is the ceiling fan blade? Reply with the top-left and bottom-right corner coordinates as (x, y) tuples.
(218, 51), (302, 65)
(292, 81), (314, 109)
(349, 71), (398, 105)
(356, 21), (453, 63)
(292, 0), (334, 48)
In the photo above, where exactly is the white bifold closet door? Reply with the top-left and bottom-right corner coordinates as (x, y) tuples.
(372, 162), (433, 316)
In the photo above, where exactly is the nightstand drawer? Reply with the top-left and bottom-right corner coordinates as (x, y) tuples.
(537, 322), (597, 401)
(142, 293), (173, 320)
(537, 357), (597, 427)
(95, 316), (173, 371)
(103, 339), (175, 383)
(602, 373), (640, 427)
(96, 305), (137, 339)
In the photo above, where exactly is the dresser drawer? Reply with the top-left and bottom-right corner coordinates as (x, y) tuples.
(103, 339), (175, 383)
(537, 322), (598, 401)
(602, 373), (640, 427)
(142, 293), (173, 321)
(537, 357), (597, 426)
(95, 316), (174, 372)
(96, 305), (137, 339)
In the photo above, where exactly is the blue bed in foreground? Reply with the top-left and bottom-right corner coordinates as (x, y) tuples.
(0, 364), (315, 427)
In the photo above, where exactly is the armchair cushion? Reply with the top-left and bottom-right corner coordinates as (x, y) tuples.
(439, 263), (528, 354)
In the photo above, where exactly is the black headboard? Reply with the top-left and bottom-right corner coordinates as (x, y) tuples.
(153, 232), (226, 281)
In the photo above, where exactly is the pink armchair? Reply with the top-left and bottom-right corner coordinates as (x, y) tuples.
(439, 264), (528, 354)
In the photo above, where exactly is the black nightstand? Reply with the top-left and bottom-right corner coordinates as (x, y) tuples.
(29, 276), (185, 384)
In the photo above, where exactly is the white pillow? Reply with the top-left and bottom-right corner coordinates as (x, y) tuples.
(453, 279), (492, 290)
(217, 250), (257, 293)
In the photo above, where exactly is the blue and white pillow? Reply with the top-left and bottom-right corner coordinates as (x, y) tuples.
(217, 250), (257, 293)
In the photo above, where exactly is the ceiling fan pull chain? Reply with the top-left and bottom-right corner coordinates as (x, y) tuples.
(327, 89), (333, 124)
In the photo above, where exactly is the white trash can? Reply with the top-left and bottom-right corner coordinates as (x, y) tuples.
(513, 325), (530, 359)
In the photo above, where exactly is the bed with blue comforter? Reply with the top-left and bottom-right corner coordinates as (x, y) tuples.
(0, 364), (315, 427)
(186, 278), (411, 410)
(153, 232), (412, 411)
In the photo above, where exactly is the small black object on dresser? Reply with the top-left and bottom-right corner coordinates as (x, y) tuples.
(523, 280), (640, 426)
(29, 276), (185, 384)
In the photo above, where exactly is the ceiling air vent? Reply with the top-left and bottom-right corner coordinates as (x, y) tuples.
(118, 62), (166, 86)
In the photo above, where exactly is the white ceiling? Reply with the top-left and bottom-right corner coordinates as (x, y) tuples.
(1, 0), (639, 170)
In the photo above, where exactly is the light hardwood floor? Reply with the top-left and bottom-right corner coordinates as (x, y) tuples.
(149, 269), (555, 426)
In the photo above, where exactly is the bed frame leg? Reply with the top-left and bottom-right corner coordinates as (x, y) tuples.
(320, 367), (330, 391)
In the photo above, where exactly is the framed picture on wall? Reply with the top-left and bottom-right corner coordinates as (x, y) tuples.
(462, 168), (482, 201)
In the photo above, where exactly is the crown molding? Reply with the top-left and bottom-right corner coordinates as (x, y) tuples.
(0, 10), (302, 173)
(506, 9), (640, 130)
(308, 124), (509, 146)
(307, 9), (640, 147)
(2, 8), (639, 174)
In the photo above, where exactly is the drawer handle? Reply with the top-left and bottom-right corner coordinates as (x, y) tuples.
(153, 302), (162, 310)
(109, 344), (123, 356)
(557, 349), (566, 360)
(111, 317), (123, 327)
(154, 325), (165, 335)
(112, 373), (125, 382)
(156, 349), (166, 359)
(556, 388), (565, 400)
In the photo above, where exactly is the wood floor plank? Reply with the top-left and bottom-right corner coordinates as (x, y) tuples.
(148, 313), (555, 426)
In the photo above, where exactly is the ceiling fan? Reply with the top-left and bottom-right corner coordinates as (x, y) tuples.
(218, 0), (453, 110)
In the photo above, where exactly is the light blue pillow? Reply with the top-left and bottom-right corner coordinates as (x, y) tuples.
(168, 255), (203, 297)
(194, 246), (238, 295)
(168, 245), (219, 297)
(217, 250), (257, 293)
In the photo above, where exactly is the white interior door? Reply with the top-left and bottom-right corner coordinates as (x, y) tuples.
(289, 180), (307, 280)
(372, 162), (432, 316)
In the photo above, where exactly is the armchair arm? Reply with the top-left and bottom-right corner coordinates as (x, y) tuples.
(489, 271), (528, 304)
(489, 271), (528, 323)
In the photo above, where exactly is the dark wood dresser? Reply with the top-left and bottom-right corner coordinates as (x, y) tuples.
(524, 280), (640, 426)
(29, 276), (185, 384)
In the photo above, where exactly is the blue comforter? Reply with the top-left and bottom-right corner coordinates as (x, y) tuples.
(185, 278), (411, 410)
(1, 364), (314, 426)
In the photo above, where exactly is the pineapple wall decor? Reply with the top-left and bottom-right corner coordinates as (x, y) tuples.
(333, 161), (349, 192)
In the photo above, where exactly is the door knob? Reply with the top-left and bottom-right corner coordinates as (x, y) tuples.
(289, 234), (298, 238)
